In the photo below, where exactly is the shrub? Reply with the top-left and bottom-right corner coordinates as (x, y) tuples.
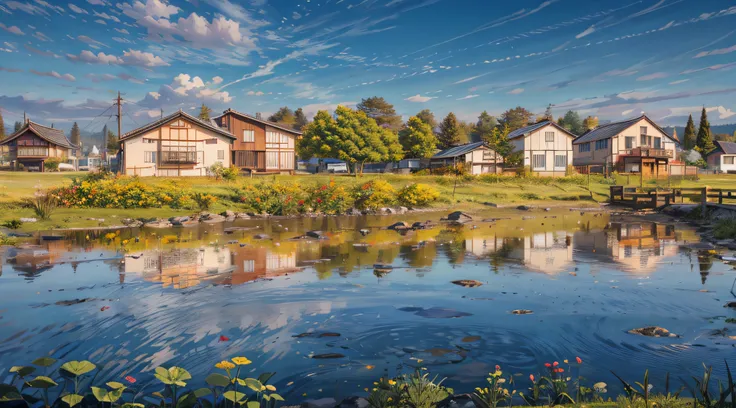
(209, 162), (240, 181)
(51, 176), (192, 209)
(518, 192), (544, 200)
(398, 183), (440, 207)
(1, 219), (22, 229)
(192, 192), (217, 211)
(44, 157), (63, 172)
(232, 181), (308, 216)
(353, 179), (397, 210)
(27, 185), (57, 220)
(0, 232), (17, 245)
(714, 218), (736, 239)
(311, 180), (353, 214)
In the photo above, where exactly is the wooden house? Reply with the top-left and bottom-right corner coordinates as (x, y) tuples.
(430, 142), (502, 175)
(0, 120), (74, 172)
(507, 120), (576, 177)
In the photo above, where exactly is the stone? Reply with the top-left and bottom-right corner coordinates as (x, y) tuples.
(359, 229), (370, 236)
(169, 216), (190, 225)
(346, 208), (362, 216)
(300, 398), (338, 408)
(398, 206), (409, 214)
(144, 219), (172, 228)
(387, 221), (410, 231)
(451, 280), (483, 288)
(310, 353), (345, 359)
(414, 307), (472, 319)
(483, 202), (498, 207)
(511, 309), (533, 315)
(200, 213), (226, 223)
(724, 302), (736, 309)
(412, 221), (434, 230)
(384, 207), (398, 214)
(221, 210), (235, 218)
(253, 234), (271, 240)
(306, 230), (328, 240)
(336, 396), (370, 408)
(628, 326), (679, 337)
(235, 212), (250, 219)
(122, 218), (144, 228)
(19, 218), (37, 223)
(516, 205), (532, 211)
(444, 211), (472, 222)
(438, 394), (476, 408)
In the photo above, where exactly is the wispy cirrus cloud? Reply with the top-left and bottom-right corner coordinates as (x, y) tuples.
(694, 44), (736, 58)
(456, 94), (479, 100)
(405, 94), (434, 102)
(29, 70), (76, 82)
(0, 23), (24, 35)
(637, 72), (668, 81)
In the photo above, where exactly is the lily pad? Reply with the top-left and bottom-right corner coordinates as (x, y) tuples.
(311, 353), (346, 359)
(27, 376), (58, 389)
(0, 384), (23, 401)
(223, 391), (246, 403)
(205, 373), (230, 387)
(61, 394), (84, 407)
(32, 357), (57, 367)
(9, 366), (35, 378)
(61, 361), (96, 377)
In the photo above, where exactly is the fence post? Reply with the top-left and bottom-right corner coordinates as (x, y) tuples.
(719, 189), (723, 204)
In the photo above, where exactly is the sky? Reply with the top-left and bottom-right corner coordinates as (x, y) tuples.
(0, 0), (736, 134)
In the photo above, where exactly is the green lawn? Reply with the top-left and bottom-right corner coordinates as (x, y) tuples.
(2, 171), (735, 232)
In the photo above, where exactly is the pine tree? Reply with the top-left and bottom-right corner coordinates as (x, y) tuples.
(683, 114), (696, 150)
(0, 107), (5, 140)
(437, 112), (462, 149)
(475, 111), (498, 144)
(70, 122), (81, 148)
(696, 107), (715, 153)
(106, 129), (119, 154)
(14, 121), (22, 132)
(543, 104), (553, 121)
(198, 104), (213, 121)
(357, 96), (402, 131)
(294, 108), (308, 131)
(416, 109), (438, 130)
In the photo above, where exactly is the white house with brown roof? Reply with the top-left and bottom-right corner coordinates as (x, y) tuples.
(706, 141), (736, 173)
(0, 120), (74, 172)
(119, 110), (235, 177)
(507, 120), (577, 177)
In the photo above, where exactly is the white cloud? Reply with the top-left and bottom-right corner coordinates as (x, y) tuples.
(94, 11), (120, 22)
(637, 72), (668, 81)
(115, 28), (130, 34)
(0, 23), (24, 35)
(404, 94), (434, 102)
(621, 109), (635, 116)
(68, 3), (88, 14)
(617, 90), (659, 100)
(33, 31), (52, 42)
(694, 44), (736, 58)
(576, 25), (596, 39)
(149, 91), (161, 99)
(95, 19), (106, 25)
(292, 12), (302, 20)
(173, 74), (205, 95)
(29, 70), (76, 82)
(507, 88), (524, 95)
(119, 0), (179, 19)
(246, 90), (264, 96)
(67, 49), (169, 67)
(87, 0), (107, 4)
(211, 76), (223, 85)
(681, 62), (736, 75)
(661, 105), (736, 120)
(77, 35), (108, 48)
(457, 94), (480, 100)
(67, 50), (122, 64)
(669, 79), (689, 85)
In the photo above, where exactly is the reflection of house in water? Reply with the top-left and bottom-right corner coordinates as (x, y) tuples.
(465, 231), (573, 274)
(221, 246), (299, 285)
(6, 240), (89, 277)
(574, 222), (678, 273)
(124, 246), (235, 289)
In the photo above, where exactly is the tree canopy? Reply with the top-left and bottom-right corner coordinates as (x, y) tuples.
(297, 105), (403, 174)
(683, 114), (697, 150)
(415, 109), (438, 130)
(500, 106), (534, 131)
(294, 108), (309, 131)
(106, 129), (118, 155)
(474, 111), (498, 143)
(198, 104), (213, 121)
(582, 116), (599, 131)
(357, 96), (402, 131)
(399, 116), (437, 158)
(437, 112), (462, 150)
(70, 122), (81, 148)
(14, 121), (22, 132)
(0, 107), (5, 140)
(268, 106), (296, 127)
(696, 107), (716, 153)
(559, 110), (584, 135)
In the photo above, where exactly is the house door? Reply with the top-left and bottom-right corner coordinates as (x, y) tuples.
(642, 161), (655, 178)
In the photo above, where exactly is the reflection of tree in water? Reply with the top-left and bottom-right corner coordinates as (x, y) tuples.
(698, 254), (713, 284)
(399, 243), (437, 269)
(310, 242), (401, 279)
(437, 228), (466, 265)
(488, 240), (518, 274)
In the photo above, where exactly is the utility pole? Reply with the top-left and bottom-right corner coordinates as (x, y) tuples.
(113, 91), (122, 172)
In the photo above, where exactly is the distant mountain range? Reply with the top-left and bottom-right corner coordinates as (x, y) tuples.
(663, 123), (736, 140)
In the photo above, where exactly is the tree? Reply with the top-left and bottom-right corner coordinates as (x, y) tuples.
(560, 110), (584, 135)
(198, 104), (213, 121)
(474, 111), (498, 143)
(437, 112), (462, 149)
(297, 106), (403, 175)
(683, 114), (697, 150)
(101, 125), (108, 152)
(0, 107), (5, 140)
(696, 107), (716, 153)
(70, 122), (81, 148)
(294, 108), (309, 131)
(542, 104), (554, 121)
(458, 121), (473, 144)
(582, 116), (599, 131)
(357, 96), (402, 131)
(106, 129), (118, 154)
(399, 116), (437, 158)
(14, 121), (22, 132)
(500, 106), (534, 132)
(486, 123), (514, 158)
(416, 109), (438, 130)
(268, 106), (296, 127)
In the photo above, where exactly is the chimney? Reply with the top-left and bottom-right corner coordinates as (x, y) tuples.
(255, 112), (262, 120)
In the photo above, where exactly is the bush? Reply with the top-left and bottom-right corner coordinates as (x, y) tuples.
(28, 185), (57, 220)
(191, 192), (217, 211)
(232, 181), (308, 216)
(1, 219), (22, 229)
(398, 183), (440, 207)
(714, 218), (736, 239)
(209, 162), (240, 181)
(51, 176), (192, 209)
(353, 179), (397, 210)
(44, 157), (63, 172)
(310, 180), (353, 214)
(0, 232), (17, 245)
(221, 165), (240, 181)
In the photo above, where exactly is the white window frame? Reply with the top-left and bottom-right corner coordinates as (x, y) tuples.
(554, 154), (567, 169)
(144, 151), (157, 163)
(243, 129), (254, 142)
(640, 126), (647, 135)
(545, 131), (554, 142)
(217, 150), (225, 160)
(532, 154), (546, 170)
(725, 156), (735, 165)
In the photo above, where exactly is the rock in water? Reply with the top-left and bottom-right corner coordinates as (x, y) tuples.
(724, 301), (736, 309)
(306, 230), (328, 240)
(415, 307), (472, 319)
(444, 211), (472, 222)
(628, 326), (679, 337)
(451, 280), (483, 288)
(337, 396), (370, 408)
(253, 234), (271, 240)
(310, 353), (345, 359)
(511, 309), (533, 315)
(387, 221), (410, 231)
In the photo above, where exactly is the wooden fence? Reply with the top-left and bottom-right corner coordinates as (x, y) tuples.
(610, 186), (736, 209)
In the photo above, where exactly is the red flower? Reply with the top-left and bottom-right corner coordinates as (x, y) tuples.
(298, 200), (305, 206)
(125, 376), (136, 384)
(529, 374), (535, 382)
(320, 185), (328, 191)
(100, 306), (110, 312)
(576, 356), (582, 364)
(553, 361), (559, 367)
(219, 335), (230, 342)
(316, 198), (323, 203)
(495, 365), (501, 371)
(544, 363), (552, 368)
(555, 368), (565, 373)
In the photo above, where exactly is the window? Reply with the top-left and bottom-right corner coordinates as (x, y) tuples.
(483, 151), (496, 161)
(266, 130), (291, 148)
(144, 151), (157, 163)
(143, 138), (156, 144)
(532, 154), (546, 169)
(653, 137), (661, 148)
(640, 126), (647, 135)
(725, 156), (735, 165)
(205, 138), (217, 145)
(217, 150), (224, 160)
(279, 151), (294, 169)
(595, 139), (609, 150)
(554, 154), (567, 168)
(545, 131), (554, 142)
(578, 143), (591, 153)
(243, 260), (255, 273)
(625, 136), (635, 149)
(266, 151), (279, 168)
(243, 129), (254, 142)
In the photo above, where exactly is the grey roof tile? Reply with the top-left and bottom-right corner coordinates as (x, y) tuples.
(432, 142), (486, 158)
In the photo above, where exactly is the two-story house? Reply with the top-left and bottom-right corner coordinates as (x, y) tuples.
(507, 120), (577, 177)
(706, 141), (736, 173)
(0, 120), (73, 172)
(213, 109), (301, 174)
(119, 110), (235, 177)
(572, 115), (678, 177)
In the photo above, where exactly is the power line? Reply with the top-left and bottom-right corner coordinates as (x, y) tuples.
(82, 104), (116, 132)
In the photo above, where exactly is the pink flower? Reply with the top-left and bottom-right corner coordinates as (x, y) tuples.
(529, 374), (535, 382)
(576, 356), (582, 364)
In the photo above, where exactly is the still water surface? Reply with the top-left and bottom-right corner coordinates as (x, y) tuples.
(1, 209), (735, 400)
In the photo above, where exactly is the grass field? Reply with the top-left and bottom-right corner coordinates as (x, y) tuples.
(2, 171), (735, 231)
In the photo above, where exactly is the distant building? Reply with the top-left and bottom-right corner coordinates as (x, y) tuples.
(0, 120), (74, 172)
(507, 120), (576, 177)
(430, 142), (503, 175)
(706, 140), (736, 173)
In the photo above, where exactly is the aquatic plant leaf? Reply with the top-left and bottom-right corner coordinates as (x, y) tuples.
(154, 366), (192, 386)
(223, 391), (246, 403)
(9, 366), (35, 378)
(257, 372), (276, 384)
(0, 384), (23, 401)
(270, 393), (285, 401)
(106, 382), (126, 390)
(177, 392), (199, 408)
(61, 361), (96, 377)
(247, 401), (260, 408)
(205, 373), (230, 387)
(243, 378), (263, 392)
(91, 387), (108, 402)
(61, 393), (84, 407)
(27, 376), (58, 389)
(194, 388), (212, 398)
(121, 404), (145, 408)
(32, 357), (57, 367)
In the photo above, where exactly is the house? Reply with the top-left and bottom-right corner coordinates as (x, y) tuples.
(297, 158), (349, 173)
(430, 142), (502, 175)
(213, 109), (301, 174)
(572, 114), (678, 177)
(706, 141), (736, 173)
(0, 120), (74, 172)
(119, 110), (235, 177)
(507, 120), (576, 177)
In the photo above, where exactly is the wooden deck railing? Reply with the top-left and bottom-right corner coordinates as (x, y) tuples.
(610, 186), (736, 209)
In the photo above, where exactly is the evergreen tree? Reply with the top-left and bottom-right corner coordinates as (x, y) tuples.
(294, 108), (308, 131)
(70, 122), (81, 148)
(543, 104), (554, 121)
(106, 129), (119, 154)
(101, 124), (109, 153)
(198, 104), (213, 121)
(683, 114), (696, 150)
(416, 109), (438, 130)
(500, 106), (534, 131)
(268, 106), (296, 126)
(14, 121), (22, 132)
(696, 107), (715, 153)
(561, 110), (584, 135)
(0, 107), (5, 140)
(475, 111), (498, 143)
(437, 112), (462, 149)
(399, 116), (437, 158)
(357, 96), (402, 131)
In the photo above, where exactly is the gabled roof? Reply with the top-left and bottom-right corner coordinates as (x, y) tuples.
(506, 120), (577, 140)
(1, 121), (73, 148)
(120, 110), (236, 141)
(215, 108), (303, 135)
(572, 115), (676, 145)
(709, 140), (736, 155)
(432, 141), (489, 159)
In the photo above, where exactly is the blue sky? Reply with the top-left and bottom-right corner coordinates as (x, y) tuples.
(1, 0), (736, 133)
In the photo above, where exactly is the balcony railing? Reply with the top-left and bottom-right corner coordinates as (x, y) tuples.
(161, 151), (198, 164)
(624, 147), (673, 158)
(17, 147), (49, 157)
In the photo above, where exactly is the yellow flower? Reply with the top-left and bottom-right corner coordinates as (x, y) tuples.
(215, 361), (235, 370)
(388, 380), (397, 386)
(231, 357), (252, 366)
(265, 385), (276, 391)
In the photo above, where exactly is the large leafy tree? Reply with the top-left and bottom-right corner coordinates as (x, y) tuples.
(70, 122), (81, 148)
(500, 106), (534, 131)
(559, 110), (584, 135)
(582, 116), (599, 131)
(696, 107), (716, 153)
(268, 106), (296, 127)
(486, 123), (514, 158)
(416, 109), (438, 130)
(294, 108), (309, 131)
(399, 116), (437, 158)
(298, 106), (403, 174)
(437, 112), (462, 149)
(357, 96), (402, 131)
(198, 104), (213, 121)
(0, 107), (5, 140)
(683, 114), (697, 150)
(543, 104), (554, 121)
(474, 111), (498, 143)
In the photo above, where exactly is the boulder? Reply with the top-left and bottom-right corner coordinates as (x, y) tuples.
(253, 234), (271, 240)
(169, 216), (190, 225)
(384, 207), (398, 214)
(387, 221), (411, 231)
(359, 229), (371, 236)
(201, 213), (226, 224)
(444, 211), (472, 222)
(300, 398), (338, 408)
(235, 212), (251, 219)
(412, 221), (434, 230)
(451, 280), (483, 288)
(438, 394), (477, 408)
(398, 206), (409, 214)
(221, 210), (235, 218)
(346, 208), (362, 216)
(337, 397), (369, 408)
(628, 326), (679, 337)
(306, 230), (328, 240)
(310, 353), (345, 359)
(144, 219), (172, 228)
(122, 218), (144, 228)
(516, 205), (532, 211)
(724, 301), (736, 309)
(19, 218), (37, 223)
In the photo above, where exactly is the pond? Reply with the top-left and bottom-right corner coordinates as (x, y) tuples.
(1, 208), (735, 403)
